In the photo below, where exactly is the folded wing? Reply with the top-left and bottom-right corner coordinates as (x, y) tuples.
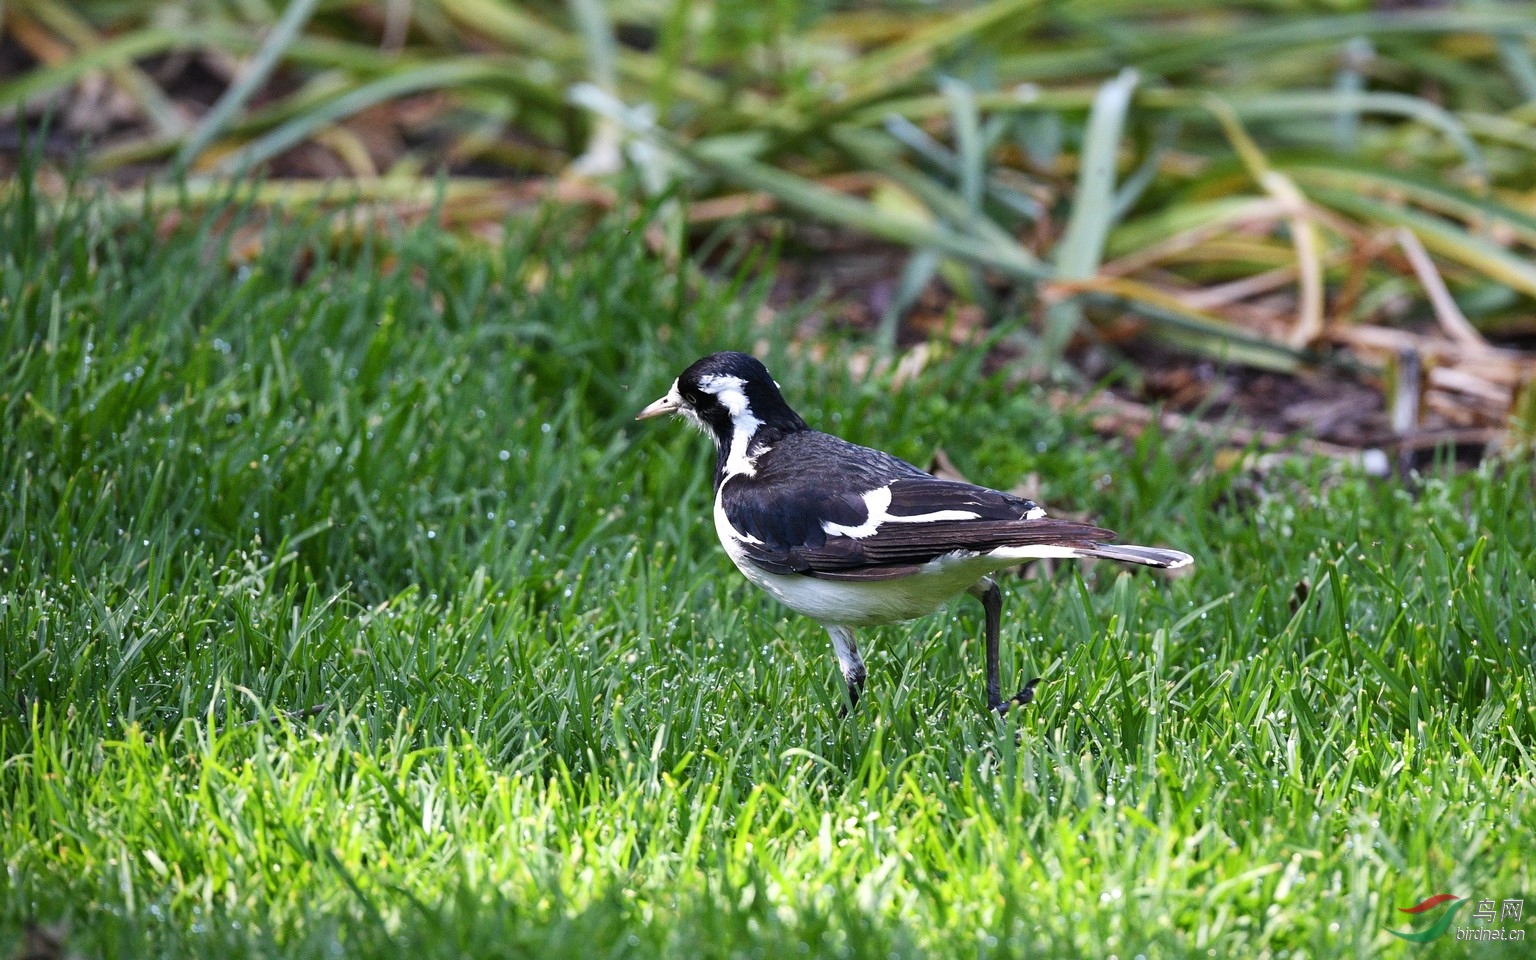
(721, 441), (1118, 581)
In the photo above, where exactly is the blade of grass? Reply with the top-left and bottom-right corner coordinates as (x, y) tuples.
(854, 87), (1494, 187)
(1475, 0), (1536, 102)
(847, 85), (1097, 134)
(695, 149), (1047, 280)
(1109, 117), (1179, 222)
(433, 0), (570, 55)
(1459, 111), (1536, 154)
(577, 84), (1049, 280)
(651, 0), (694, 119)
(1059, 70), (1140, 263)
(0, 21), (417, 113)
(1393, 227), (1491, 352)
(1013, 105), (1062, 170)
(436, 0), (767, 123)
(882, 114), (959, 171)
(174, 0), (322, 172)
(1495, 35), (1536, 103)
(879, 249), (941, 353)
(93, 70), (356, 173)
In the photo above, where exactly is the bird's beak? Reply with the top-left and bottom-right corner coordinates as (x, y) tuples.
(636, 394), (680, 420)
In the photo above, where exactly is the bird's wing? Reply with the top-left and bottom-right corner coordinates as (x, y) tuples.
(721, 437), (1115, 581)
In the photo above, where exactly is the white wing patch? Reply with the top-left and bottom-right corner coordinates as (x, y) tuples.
(982, 544), (1080, 560)
(822, 486), (982, 540)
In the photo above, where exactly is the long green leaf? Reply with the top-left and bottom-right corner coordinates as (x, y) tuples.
(1055, 69), (1139, 277)
(0, 27), (185, 107)
(567, 0), (623, 175)
(20, 0), (184, 136)
(939, 77), (984, 217)
(1225, 91), (1486, 183)
(1047, 68), (1139, 357)
(878, 115), (1042, 220)
(1132, 7), (1536, 76)
(1331, 37), (1373, 151)
(1313, 188), (1536, 298)
(829, 127), (1031, 256)
(1282, 158), (1536, 248)
(1057, 277), (1322, 374)
(437, 0), (766, 122)
(1205, 99), (1323, 347)
(176, 0), (322, 171)
(826, 0), (1046, 110)
(213, 61), (553, 175)
(695, 150), (1048, 280)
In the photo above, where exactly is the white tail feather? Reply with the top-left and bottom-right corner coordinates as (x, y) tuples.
(1075, 544), (1193, 569)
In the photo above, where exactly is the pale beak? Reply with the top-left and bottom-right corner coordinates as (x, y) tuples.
(636, 394), (680, 420)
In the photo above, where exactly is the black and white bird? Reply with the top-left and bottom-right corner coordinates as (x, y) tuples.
(637, 351), (1193, 714)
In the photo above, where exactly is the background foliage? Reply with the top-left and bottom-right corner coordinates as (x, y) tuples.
(1, 168), (1533, 957)
(4, 0), (1536, 379)
(4, 3), (1536, 956)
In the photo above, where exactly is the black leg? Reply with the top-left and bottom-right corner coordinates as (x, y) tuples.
(828, 626), (866, 714)
(839, 680), (861, 719)
(970, 578), (1036, 714)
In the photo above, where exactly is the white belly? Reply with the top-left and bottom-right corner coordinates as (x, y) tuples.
(713, 489), (999, 626)
(737, 556), (990, 626)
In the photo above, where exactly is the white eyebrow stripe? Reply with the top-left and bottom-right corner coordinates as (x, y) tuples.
(699, 374), (752, 416)
(822, 486), (981, 540)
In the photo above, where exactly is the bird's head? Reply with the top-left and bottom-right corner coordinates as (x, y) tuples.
(636, 352), (808, 450)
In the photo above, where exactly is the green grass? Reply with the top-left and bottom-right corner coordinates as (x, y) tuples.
(2, 178), (1534, 959)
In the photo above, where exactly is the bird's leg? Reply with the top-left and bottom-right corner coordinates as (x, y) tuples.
(827, 626), (866, 714)
(969, 578), (1037, 714)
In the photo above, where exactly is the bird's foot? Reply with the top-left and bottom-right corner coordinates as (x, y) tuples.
(990, 678), (1040, 715)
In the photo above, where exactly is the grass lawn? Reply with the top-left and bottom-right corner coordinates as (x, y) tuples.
(2, 179), (1533, 959)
